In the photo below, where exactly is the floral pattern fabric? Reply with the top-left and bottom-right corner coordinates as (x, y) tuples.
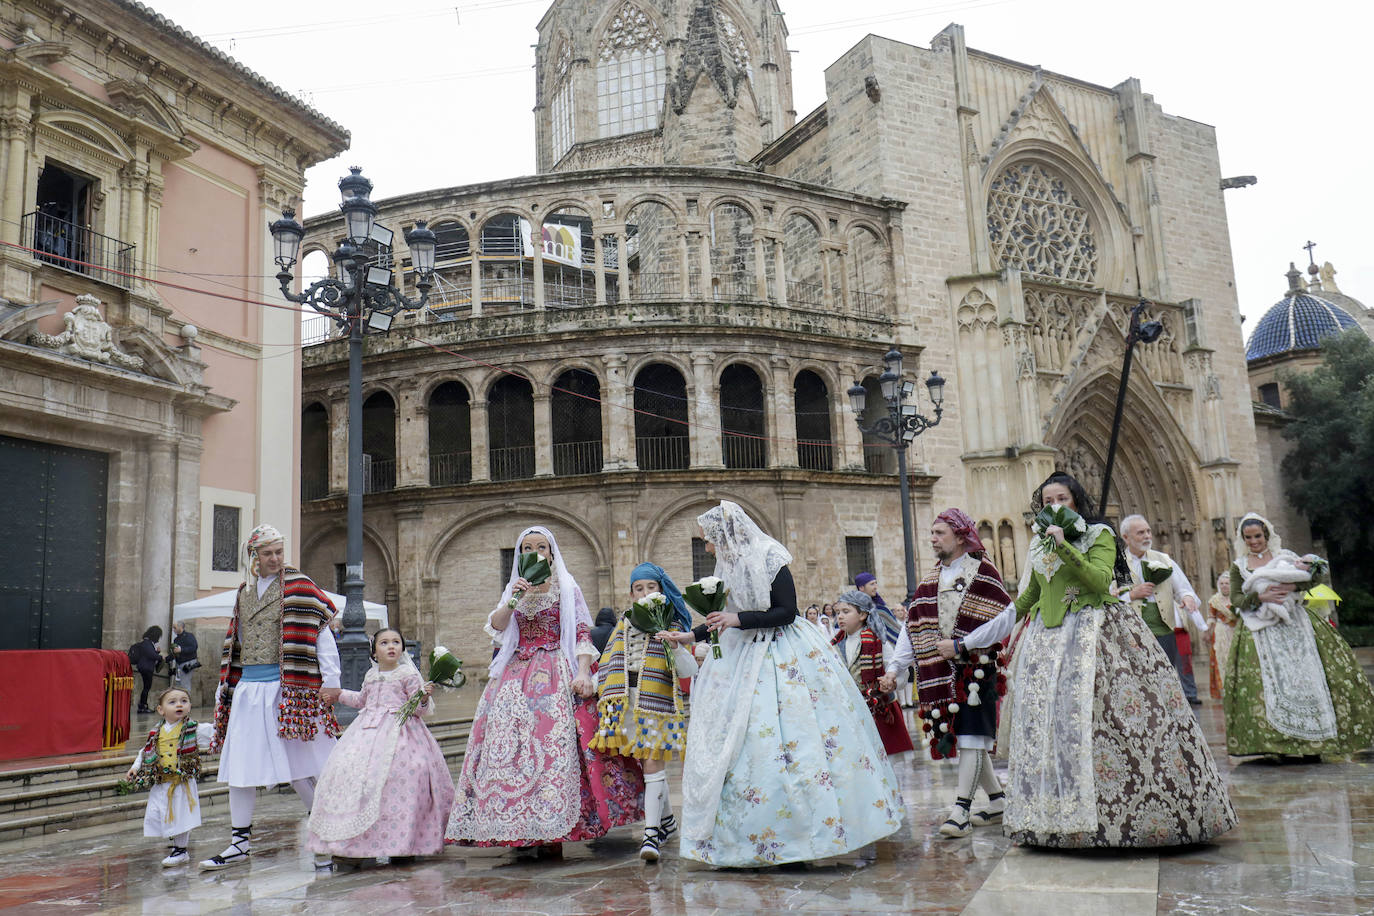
(308, 665), (455, 856)
(446, 594), (643, 846)
(682, 620), (904, 867)
(1223, 602), (1374, 758)
(1208, 594), (1236, 699)
(1005, 603), (1237, 848)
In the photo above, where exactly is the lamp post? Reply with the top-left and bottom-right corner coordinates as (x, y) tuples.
(1098, 299), (1162, 514)
(269, 167), (437, 718)
(847, 348), (945, 602)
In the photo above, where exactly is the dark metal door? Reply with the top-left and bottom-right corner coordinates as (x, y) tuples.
(0, 435), (108, 649)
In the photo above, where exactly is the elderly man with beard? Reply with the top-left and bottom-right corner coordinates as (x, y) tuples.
(1116, 515), (1209, 706)
(884, 508), (1012, 838)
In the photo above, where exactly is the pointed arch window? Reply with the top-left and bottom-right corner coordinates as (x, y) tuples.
(550, 39), (574, 162)
(986, 161), (1098, 285)
(596, 2), (665, 138)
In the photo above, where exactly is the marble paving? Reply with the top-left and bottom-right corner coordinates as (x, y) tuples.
(3, 653), (1373, 914)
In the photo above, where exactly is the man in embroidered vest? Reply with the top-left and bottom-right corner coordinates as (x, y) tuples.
(886, 508), (1012, 838)
(1116, 515), (1208, 706)
(199, 525), (341, 870)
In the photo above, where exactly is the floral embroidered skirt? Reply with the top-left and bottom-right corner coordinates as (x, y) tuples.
(445, 647), (643, 846)
(1223, 606), (1374, 759)
(681, 621), (904, 867)
(1004, 604), (1237, 848)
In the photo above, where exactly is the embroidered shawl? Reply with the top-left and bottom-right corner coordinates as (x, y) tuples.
(831, 625), (885, 685)
(907, 555), (1011, 707)
(213, 568), (340, 747)
(590, 616), (688, 761)
(127, 719), (201, 791)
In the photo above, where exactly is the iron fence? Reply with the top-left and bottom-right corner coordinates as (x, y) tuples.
(553, 440), (603, 476)
(429, 451), (472, 486)
(635, 436), (690, 471)
(24, 210), (134, 289)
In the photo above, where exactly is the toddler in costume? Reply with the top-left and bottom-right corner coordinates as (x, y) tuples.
(308, 628), (455, 865)
(830, 590), (914, 756)
(124, 686), (213, 866)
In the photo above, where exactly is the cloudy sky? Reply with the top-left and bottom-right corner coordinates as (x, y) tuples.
(151, 0), (1371, 330)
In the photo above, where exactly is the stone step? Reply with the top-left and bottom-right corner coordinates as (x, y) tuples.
(0, 717), (471, 845)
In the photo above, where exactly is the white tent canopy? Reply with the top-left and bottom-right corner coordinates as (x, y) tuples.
(173, 589), (388, 627)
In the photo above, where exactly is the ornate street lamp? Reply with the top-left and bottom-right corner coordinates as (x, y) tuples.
(269, 168), (436, 720)
(1098, 299), (1162, 515)
(849, 349), (945, 602)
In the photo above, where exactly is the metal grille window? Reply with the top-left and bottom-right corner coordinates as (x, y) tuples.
(552, 369), (603, 476)
(845, 536), (874, 584)
(429, 382), (472, 486)
(500, 548), (516, 590)
(211, 505), (240, 572)
(720, 363), (766, 469)
(691, 537), (713, 581)
(634, 363), (690, 470)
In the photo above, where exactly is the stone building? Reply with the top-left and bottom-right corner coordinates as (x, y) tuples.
(1244, 258), (1371, 556)
(298, 0), (1265, 665)
(0, 1), (347, 653)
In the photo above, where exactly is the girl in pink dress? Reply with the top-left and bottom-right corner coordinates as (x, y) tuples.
(308, 629), (455, 864)
(446, 525), (643, 853)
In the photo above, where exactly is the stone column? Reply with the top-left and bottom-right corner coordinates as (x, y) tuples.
(397, 382), (427, 487)
(615, 229), (629, 303)
(770, 355), (797, 467)
(601, 351), (633, 470)
(470, 250), (482, 316)
(606, 492), (639, 601)
(821, 246), (835, 309)
(690, 351), (723, 468)
(753, 236), (769, 300)
(532, 226), (545, 309)
(533, 391), (554, 477)
(469, 398), (490, 481)
(0, 109), (31, 246)
(328, 391), (349, 494)
(678, 233), (691, 297)
(772, 238), (787, 306)
(836, 364), (865, 470)
(394, 503), (427, 644)
(142, 438), (177, 634)
(836, 248), (851, 311)
(593, 233), (607, 305)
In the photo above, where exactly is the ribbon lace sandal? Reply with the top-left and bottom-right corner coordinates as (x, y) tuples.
(199, 826), (251, 870)
(938, 798), (973, 838)
(639, 826), (665, 862)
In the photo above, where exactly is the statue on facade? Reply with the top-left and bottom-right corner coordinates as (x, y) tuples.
(28, 295), (144, 371)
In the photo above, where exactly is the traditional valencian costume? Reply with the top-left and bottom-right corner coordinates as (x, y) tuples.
(1223, 513), (1374, 759)
(962, 474), (1236, 848)
(681, 501), (903, 867)
(202, 525), (341, 870)
(829, 589), (913, 757)
(893, 508), (1011, 838)
(309, 652), (455, 859)
(1208, 581), (1237, 699)
(127, 715), (213, 866)
(446, 526), (642, 848)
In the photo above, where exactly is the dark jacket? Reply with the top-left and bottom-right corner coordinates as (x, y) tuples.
(171, 630), (199, 667)
(130, 638), (160, 675)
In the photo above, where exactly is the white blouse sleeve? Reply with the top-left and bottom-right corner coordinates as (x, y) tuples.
(885, 624), (914, 677)
(316, 625), (341, 689)
(963, 603), (1016, 650)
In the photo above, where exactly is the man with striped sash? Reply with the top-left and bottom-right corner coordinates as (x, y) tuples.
(200, 525), (341, 870)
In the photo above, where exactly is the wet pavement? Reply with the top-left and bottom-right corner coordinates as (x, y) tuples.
(3, 653), (1373, 914)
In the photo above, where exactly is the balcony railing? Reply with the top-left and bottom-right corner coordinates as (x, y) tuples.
(364, 456), (396, 493)
(636, 435), (690, 471)
(723, 433), (767, 469)
(24, 210), (135, 290)
(863, 445), (894, 474)
(787, 279), (825, 308)
(852, 290), (887, 317)
(302, 474), (329, 501)
(629, 270), (679, 299)
(490, 445), (535, 481)
(798, 440), (834, 471)
(710, 272), (759, 303)
(553, 440), (603, 476)
(430, 450), (472, 486)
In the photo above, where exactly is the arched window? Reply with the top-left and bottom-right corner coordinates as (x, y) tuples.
(552, 368), (603, 476)
(720, 363), (766, 469)
(301, 402), (329, 500)
(859, 375), (895, 474)
(543, 206), (596, 309)
(480, 212), (530, 311)
(429, 382), (471, 485)
(596, 2), (665, 138)
(634, 363), (689, 470)
(362, 391), (396, 493)
(488, 375), (535, 481)
(625, 200), (677, 299)
(847, 225), (887, 316)
(708, 203), (755, 301)
(987, 161), (1098, 284)
(549, 39), (574, 162)
(782, 213), (823, 307)
(794, 370), (832, 471)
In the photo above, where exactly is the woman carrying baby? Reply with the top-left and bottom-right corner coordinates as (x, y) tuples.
(1224, 512), (1374, 760)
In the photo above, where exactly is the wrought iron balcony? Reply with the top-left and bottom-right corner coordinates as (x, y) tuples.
(24, 210), (135, 290)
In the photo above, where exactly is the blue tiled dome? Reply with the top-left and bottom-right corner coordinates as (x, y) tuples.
(1246, 291), (1361, 361)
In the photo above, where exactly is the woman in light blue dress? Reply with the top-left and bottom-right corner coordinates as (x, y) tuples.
(663, 501), (903, 866)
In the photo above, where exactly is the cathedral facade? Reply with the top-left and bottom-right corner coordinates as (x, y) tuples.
(297, 0), (1264, 664)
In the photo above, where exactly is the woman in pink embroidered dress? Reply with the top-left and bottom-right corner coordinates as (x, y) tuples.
(308, 628), (454, 862)
(445, 526), (642, 852)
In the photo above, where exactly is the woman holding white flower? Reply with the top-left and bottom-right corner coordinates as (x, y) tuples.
(952, 472), (1235, 848)
(661, 500), (904, 867)
(446, 525), (642, 853)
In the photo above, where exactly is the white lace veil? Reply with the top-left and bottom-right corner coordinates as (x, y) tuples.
(488, 525), (592, 681)
(1234, 512), (1282, 564)
(697, 501), (793, 613)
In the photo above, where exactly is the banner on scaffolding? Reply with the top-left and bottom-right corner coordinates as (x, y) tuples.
(519, 219), (583, 268)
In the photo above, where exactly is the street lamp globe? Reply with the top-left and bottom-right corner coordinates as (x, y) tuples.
(925, 370), (946, 406)
(879, 368), (900, 401)
(847, 381), (868, 415)
(337, 165), (373, 201)
(883, 347), (903, 378)
(268, 208), (304, 271)
(405, 220), (438, 279)
(332, 240), (358, 283)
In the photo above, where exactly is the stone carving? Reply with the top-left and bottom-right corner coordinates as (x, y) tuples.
(956, 287), (996, 330)
(28, 295), (144, 371)
(988, 162), (1098, 285)
(1057, 439), (1103, 503)
(1320, 261), (1340, 293)
(598, 2), (663, 59)
(1024, 286), (1092, 372)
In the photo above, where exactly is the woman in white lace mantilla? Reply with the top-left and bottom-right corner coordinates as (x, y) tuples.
(958, 472), (1235, 848)
(662, 501), (903, 866)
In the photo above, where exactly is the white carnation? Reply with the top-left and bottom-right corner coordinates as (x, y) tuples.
(698, 576), (723, 595)
(433, 646), (449, 657)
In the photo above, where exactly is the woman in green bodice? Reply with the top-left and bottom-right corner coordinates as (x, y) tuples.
(954, 472), (1236, 848)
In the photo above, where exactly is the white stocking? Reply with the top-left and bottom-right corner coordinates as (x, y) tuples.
(171, 831), (190, 848)
(291, 776), (316, 812)
(976, 750), (1003, 797)
(643, 770), (666, 834)
(228, 786), (257, 829)
(955, 750), (980, 805)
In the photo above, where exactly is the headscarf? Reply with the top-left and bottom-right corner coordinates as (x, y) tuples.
(854, 572), (877, 590)
(852, 572), (901, 646)
(935, 507), (986, 558)
(697, 501), (792, 613)
(836, 589), (874, 615)
(630, 561), (690, 632)
(1234, 512), (1282, 563)
(488, 525), (592, 682)
(245, 524), (284, 579)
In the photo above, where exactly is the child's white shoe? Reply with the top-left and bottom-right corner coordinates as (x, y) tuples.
(161, 846), (189, 867)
